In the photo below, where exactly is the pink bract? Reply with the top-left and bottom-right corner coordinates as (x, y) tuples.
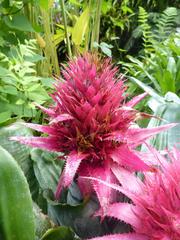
(10, 54), (176, 216)
(87, 147), (180, 240)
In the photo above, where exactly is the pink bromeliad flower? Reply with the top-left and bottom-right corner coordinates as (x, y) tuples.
(11, 54), (175, 215)
(87, 147), (180, 240)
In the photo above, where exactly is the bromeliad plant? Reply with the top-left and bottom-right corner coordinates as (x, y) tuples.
(87, 147), (180, 240)
(11, 54), (175, 216)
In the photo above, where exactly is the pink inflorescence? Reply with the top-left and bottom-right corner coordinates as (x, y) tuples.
(88, 147), (180, 240)
(11, 54), (176, 216)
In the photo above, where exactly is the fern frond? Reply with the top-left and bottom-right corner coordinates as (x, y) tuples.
(138, 7), (154, 54)
(154, 7), (177, 41)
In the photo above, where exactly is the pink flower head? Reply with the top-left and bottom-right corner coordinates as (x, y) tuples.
(88, 147), (180, 240)
(11, 54), (176, 216)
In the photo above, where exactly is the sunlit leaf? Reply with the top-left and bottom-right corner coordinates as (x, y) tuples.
(72, 7), (89, 46)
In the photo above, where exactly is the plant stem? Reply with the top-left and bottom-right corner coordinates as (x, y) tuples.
(41, 8), (60, 76)
(90, 0), (102, 51)
(59, 0), (72, 58)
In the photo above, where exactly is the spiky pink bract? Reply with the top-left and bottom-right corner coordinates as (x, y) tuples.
(88, 148), (180, 240)
(10, 54), (176, 216)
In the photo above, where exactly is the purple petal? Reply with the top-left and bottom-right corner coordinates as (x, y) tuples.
(55, 151), (87, 198)
(50, 113), (74, 124)
(10, 136), (60, 152)
(21, 123), (57, 135)
(35, 103), (55, 116)
(80, 176), (131, 199)
(89, 165), (113, 218)
(110, 145), (151, 171)
(127, 123), (177, 147)
(126, 93), (148, 107)
(111, 164), (143, 193)
(96, 202), (140, 229)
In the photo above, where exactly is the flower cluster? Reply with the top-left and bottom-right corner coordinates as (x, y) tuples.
(88, 147), (180, 240)
(11, 54), (175, 216)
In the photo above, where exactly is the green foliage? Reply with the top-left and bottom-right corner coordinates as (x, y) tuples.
(154, 7), (178, 41)
(138, 6), (178, 53)
(33, 202), (54, 239)
(71, 7), (90, 47)
(0, 1), (180, 240)
(121, 29), (180, 96)
(138, 6), (154, 53)
(142, 92), (180, 151)
(0, 145), (35, 240)
(0, 40), (52, 122)
(93, 42), (113, 57)
(0, 121), (39, 198)
(31, 149), (64, 193)
(41, 226), (76, 240)
(0, 0), (35, 53)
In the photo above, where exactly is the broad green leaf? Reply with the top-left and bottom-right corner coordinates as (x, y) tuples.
(167, 57), (177, 79)
(0, 146), (35, 240)
(54, 29), (65, 46)
(25, 53), (45, 63)
(27, 85), (50, 103)
(0, 111), (11, 124)
(0, 85), (17, 95)
(72, 7), (89, 46)
(165, 92), (180, 104)
(40, 77), (55, 88)
(142, 99), (180, 151)
(163, 70), (175, 93)
(41, 226), (75, 240)
(31, 149), (64, 192)
(129, 76), (165, 104)
(0, 121), (38, 198)
(4, 15), (35, 32)
(0, 66), (11, 77)
(44, 190), (109, 239)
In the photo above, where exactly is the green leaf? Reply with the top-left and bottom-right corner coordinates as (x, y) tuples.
(25, 53), (45, 63)
(69, 0), (82, 6)
(129, 76), (165, 103)
(27, 85), (50, 103)
(0, 85), (18, 95)
(38, 0), (49, 10)
(44, 190), (109, 239)
(31, 149), (64, 192)
(163, 70), (175, 93)
(167, 56), (177, 79)
(0, 111), (11, 124)
(0, 121), (38, 198)
(0, 146), (35, 240)
(4, 15), (35, 32)
(33, 202), (54, 239)
(72, 7), (89, 46)
(40, 77), (55, 88)
(100, 42), (113, 57)
(164, 92), (180, 104)
(41, 226), (75, 240)
(0, 66), (11, 77)
(143, 96), (180, 151)
(102, 0), (112, 14)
